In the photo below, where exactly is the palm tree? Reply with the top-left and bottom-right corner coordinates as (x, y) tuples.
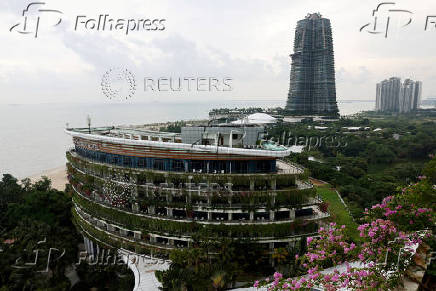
(211, 270), (226, 290)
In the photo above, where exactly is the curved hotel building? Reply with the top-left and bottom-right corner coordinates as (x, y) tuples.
(67, 125), (328, 261)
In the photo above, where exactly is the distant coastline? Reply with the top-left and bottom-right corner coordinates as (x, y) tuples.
(28, 166), (67, 191)
(0, 101), (376, 179)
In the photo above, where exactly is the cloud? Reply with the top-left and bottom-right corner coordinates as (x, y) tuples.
(337, 66), (372, 85)
(1, 0), (436, 104)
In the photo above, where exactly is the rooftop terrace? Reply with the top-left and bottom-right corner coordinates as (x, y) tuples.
(66, 126), (291, 157)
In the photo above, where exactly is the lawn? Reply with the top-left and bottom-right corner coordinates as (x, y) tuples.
(316, 185), (360, 241)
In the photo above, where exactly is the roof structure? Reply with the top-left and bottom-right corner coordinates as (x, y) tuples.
(231, 113), (277, 125)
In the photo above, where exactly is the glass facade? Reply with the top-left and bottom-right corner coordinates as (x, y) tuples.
(75, 146), (276, 174)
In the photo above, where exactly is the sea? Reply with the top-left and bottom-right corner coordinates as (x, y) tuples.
(0, 100), (375, 179)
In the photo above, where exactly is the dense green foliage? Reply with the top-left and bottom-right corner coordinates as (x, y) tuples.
(159, 121), (187, 133)
(256, 157), (436, 290)
(273, 113), (436, 218)
(154, 112), (436, 290)
(2, 112), (434, 290)
(72, 263), (134, 291)
(0, 175), (134, 290)
(0, 176), (79, 290)
(156, 236), (307, 290)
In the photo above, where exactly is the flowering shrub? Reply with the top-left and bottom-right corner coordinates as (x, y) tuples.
(364, 182), (434, 232)
(255, 178), (435, 290)
(299, 223), (358, 270)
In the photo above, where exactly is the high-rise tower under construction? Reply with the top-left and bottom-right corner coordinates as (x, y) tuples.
(285, 13), (339, 116)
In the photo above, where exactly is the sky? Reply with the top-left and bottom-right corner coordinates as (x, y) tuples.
(1, 0), (436, 105)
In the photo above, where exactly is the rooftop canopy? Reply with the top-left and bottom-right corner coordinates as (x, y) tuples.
(231, 113), (277, 125)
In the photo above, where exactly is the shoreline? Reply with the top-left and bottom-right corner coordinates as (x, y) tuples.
(29, 165), (67, 191)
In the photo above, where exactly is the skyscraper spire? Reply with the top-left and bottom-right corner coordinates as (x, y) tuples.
(286, 13), (339, 116)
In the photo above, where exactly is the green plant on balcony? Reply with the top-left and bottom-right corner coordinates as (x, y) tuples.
(73, 187), (322, 239)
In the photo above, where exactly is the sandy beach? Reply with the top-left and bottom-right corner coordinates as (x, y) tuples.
(29, 166), (67, 191)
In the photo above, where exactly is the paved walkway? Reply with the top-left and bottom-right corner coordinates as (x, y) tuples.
(119, 249), (170, 291)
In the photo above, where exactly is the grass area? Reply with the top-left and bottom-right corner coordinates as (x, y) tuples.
(316, 185), (360, 241)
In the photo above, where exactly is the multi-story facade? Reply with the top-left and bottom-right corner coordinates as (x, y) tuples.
(400, 79), (415, 113)
(376, 77), (422, 113)
(376, 77), (401, 112)
(66, 125), (327, 262)
(413, 81), (423, 111)
(285, 13), (339, 116)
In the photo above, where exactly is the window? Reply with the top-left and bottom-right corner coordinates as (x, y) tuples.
(234, 161), (248, 173)
(209, 160), (226, 173)
(295, 208), (314, 217)
(256, 160), (270, 173)
(99, 153), (106, 163)
(137, 158), (146, 168)
(191, 160), (205, 172)
(172, 159), (185, 172)
(153, 159), (165, 171)
(123, 157), (131, 167)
